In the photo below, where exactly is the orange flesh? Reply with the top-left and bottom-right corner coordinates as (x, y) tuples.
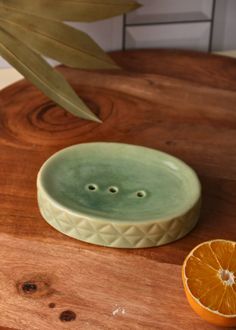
(184, 240), (236, 317)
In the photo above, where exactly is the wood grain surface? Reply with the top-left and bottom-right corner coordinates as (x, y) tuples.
(0, 49), (235, 330)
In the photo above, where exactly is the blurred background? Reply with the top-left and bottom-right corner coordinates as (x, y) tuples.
(0, 0), (236, 68)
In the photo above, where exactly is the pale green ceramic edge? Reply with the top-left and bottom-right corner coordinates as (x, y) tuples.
(37, 142), (201, 248)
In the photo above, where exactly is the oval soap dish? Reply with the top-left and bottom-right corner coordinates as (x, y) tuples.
(37, 143), (201, 248)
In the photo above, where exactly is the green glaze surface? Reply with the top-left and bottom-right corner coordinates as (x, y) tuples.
(37, 143), (201, 248)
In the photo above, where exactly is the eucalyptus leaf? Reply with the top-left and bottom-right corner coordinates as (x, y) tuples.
(0, 0), (141, 22)
(0, 27), (100, 122)
(0, 11), (119, 69)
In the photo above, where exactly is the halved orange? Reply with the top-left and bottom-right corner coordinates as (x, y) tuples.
(182, 239), (236, 327)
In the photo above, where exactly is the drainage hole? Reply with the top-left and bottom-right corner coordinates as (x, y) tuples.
(86, 184), (98, 191)
(108, 186), (119, 194)
(136, 191), (146, 198)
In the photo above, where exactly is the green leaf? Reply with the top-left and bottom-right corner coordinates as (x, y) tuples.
(0, 10), (119, 69)
(0, 27), (101, 122)
(0, 0), (141, 22)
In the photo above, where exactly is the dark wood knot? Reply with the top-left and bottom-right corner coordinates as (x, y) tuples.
(60, 310), (76, 322)
(17, 274), (54, 299)
(22, 282), (38, 294)
(48, 302), (56, 308)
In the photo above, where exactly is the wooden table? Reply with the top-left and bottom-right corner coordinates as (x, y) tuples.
(0, 50), (235, 330)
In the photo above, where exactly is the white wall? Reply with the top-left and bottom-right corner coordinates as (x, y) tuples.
(0, 0), (236, 68)
(212, 0), (236, 51)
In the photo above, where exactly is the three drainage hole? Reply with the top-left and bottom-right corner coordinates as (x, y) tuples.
(86, 184), (147, 198)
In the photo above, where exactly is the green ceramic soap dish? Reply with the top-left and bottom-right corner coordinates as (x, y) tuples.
(37, 143), (201, 248)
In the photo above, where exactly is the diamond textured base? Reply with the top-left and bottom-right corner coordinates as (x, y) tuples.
(37, 143), (201, 248)
(38, 190), (201, 248)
